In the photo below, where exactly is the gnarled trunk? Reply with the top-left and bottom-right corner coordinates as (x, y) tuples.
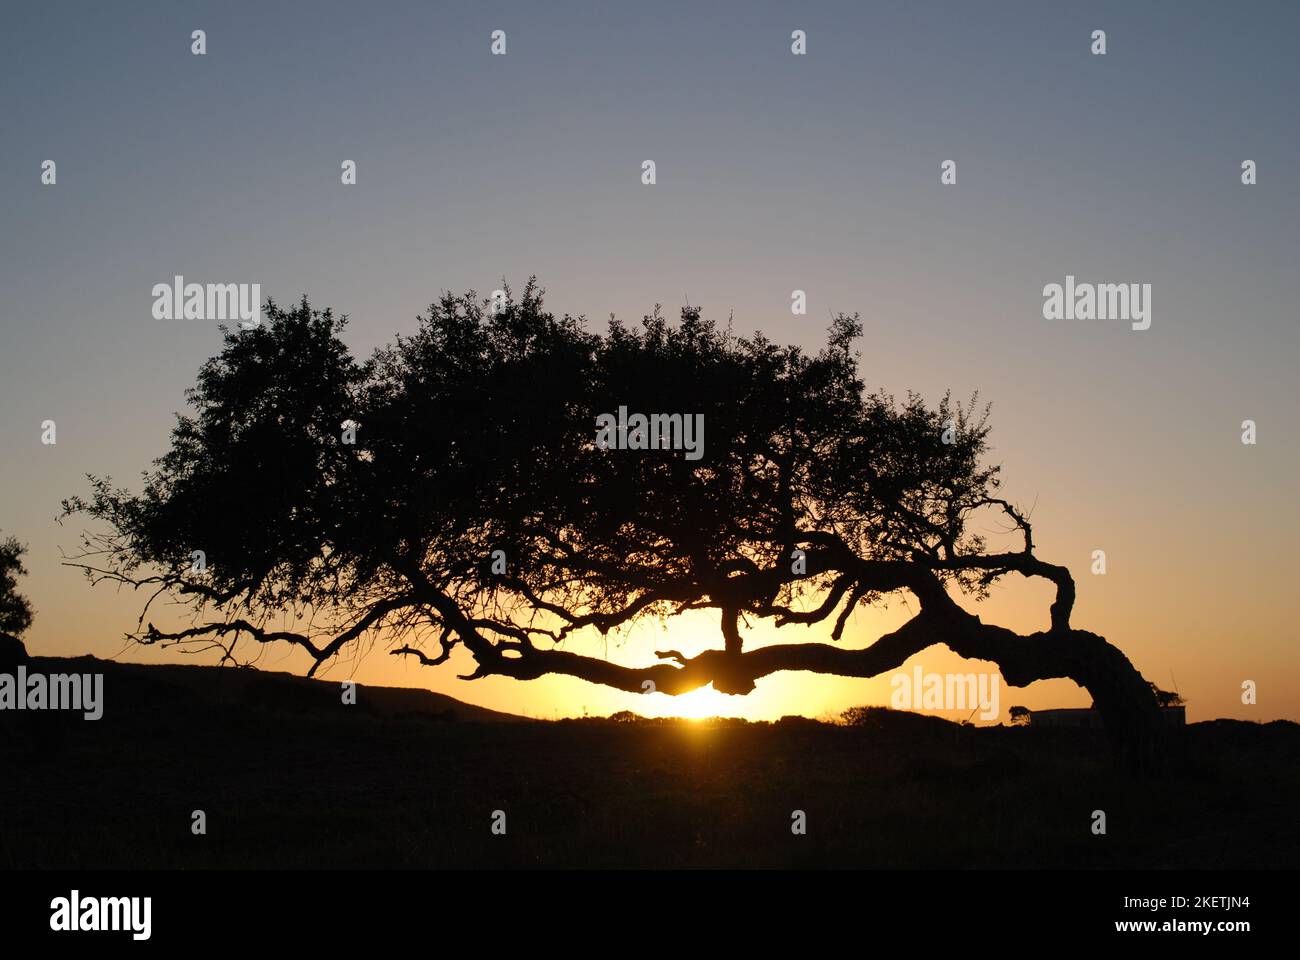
(941, 615), (1165, 773)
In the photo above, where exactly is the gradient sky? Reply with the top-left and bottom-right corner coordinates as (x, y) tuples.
(2, 0), (1297, 723)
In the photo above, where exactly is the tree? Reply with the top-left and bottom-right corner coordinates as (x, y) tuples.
(1, 534), (34, 666)
(63, 282), (1164, 768)
(1008, 706), (1031, 726)
(1148, 683), (1184, 708)
(1, 535), (34, 637)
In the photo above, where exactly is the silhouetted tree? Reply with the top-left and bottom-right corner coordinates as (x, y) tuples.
(1008, 706), (1031, 726)
(0, 534), (33, 667)
(64, 282), (1164, 768)
(1148, 683), (1184, 708)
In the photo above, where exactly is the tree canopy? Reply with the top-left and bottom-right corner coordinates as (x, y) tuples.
(64, 281), (1162, 763)
(0, 534), (34, 641)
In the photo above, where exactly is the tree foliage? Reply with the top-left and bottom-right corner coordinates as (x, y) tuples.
(0, 534), (34, 640)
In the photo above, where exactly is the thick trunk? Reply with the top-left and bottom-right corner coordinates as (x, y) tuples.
(940, 615), (1165, 773)
(1068, 635), (1167, 774)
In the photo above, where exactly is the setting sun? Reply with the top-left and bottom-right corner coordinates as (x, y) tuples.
(653, 685), (739, 720)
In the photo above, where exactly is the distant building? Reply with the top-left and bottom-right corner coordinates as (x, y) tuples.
(1030, 706), (1185, 728)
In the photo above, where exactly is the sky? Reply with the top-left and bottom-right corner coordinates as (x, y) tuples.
(1, 0), (1297, 724)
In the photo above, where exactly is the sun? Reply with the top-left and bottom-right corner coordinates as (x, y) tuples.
(659, 685), (739, 720)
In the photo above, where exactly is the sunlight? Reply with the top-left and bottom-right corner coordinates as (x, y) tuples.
(660, 685), (738, 720)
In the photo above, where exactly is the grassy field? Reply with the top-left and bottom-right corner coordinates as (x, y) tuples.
(1, 656), (1297, 869)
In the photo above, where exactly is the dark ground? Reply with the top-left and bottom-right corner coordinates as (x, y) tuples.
(1, 656), (1297, 869)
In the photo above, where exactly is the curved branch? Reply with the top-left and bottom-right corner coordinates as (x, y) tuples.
(452, 612), (941, 696)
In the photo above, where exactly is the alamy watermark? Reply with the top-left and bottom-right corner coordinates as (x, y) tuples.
(595, 406), (705, 461)
(50, 891), (150, 940)
(890, 665), (1001, 721)
(152, 276), (261, 328)
(0, 667), (103, 720)
(1042, 275), (1151, 331)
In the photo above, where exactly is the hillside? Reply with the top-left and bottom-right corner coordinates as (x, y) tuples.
(1, 656), (1298, 869)
(11, 654), (528, 723)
